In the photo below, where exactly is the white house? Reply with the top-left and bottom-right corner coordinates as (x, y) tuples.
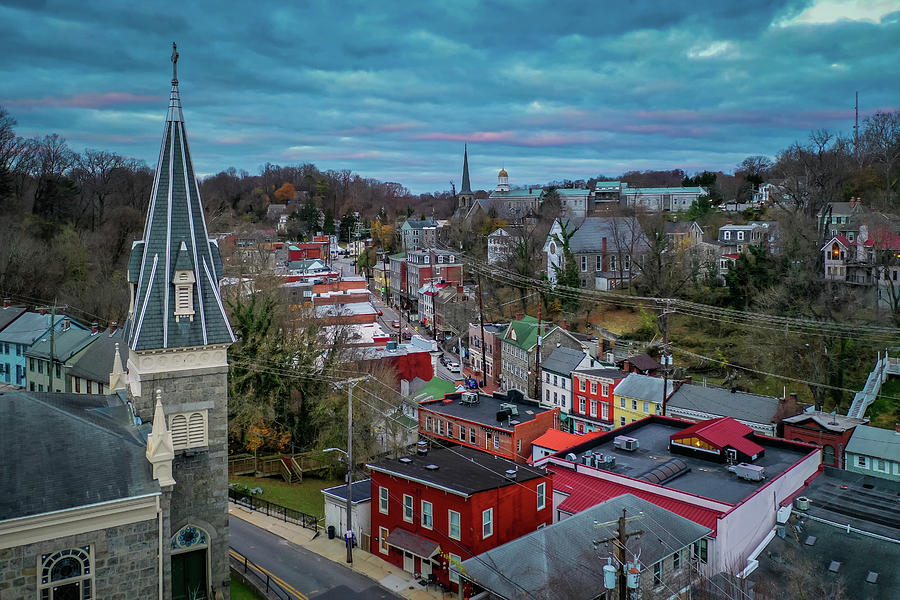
(539, 346), (594, 413)
(487, 227), (521, 266)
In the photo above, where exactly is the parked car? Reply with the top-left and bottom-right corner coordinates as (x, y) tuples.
(377, 310), (383, 316)
(402, 332), (412, 340)
(448, 362), (461, 373)
(391, 320), (400, 328)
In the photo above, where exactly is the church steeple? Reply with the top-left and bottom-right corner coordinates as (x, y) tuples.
(458, 144), (475, 212)
(461, 144), (472, 196)
(126, 44), (234, 352)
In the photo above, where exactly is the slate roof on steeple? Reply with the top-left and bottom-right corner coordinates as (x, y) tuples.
(126, 58), (234, 351)
(460, 144), (472, 195)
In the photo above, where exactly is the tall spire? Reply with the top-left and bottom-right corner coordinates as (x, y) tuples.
(126, 46), (234, 352)
(460, 144), (472, 195)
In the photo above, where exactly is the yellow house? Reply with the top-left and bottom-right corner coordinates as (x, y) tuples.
(612, 373), (674, 428)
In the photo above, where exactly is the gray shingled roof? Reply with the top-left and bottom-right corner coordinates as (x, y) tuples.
(667, 383), (781, 426)
(541, 346), (589, 375)
(846, 425), (900, 462)
(565, 216), (649, 254)
(614, 373), (673, 402)
(0, 306), (25, 333)
(68, 327), (126, 382)
(0, 391), (159, 520)
(26, 326), (98, 362)
(460, 494), (710, 600)
(0, 313), (84, 346)
(126, 77), (234, 352)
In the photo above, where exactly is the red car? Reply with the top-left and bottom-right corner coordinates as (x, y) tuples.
(377, 310), (383, 316)
(402, 332), (412, 340)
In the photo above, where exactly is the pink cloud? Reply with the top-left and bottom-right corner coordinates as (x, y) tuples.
(7, 92), (157, 109)
(318, 151), (382, 160)
(338, 121), (422, 135)
(412, 130), (517, 143)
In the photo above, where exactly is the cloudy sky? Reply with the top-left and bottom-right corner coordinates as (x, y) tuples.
(1, 0), (899, 193)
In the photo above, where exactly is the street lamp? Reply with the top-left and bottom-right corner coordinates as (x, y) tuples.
(323, 447), (354, 563)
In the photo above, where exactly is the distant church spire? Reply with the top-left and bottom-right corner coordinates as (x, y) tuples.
(126, 45), (234, 352)
(461, 144), (472, 195)
(457, 144), (475, 212)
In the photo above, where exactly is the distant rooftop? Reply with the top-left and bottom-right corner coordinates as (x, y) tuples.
(782, 410), (868, 433)
(420, 392), (552, 432)
(846, 424), (900, 462)
(322, 479), (371, 504)
(800, 467), (900, 540)
(667, 382), (784, 426)
(541, 416), (814, 505)
(366, 446), (547, 497)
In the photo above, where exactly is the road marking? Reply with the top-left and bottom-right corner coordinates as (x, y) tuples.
(229, 549), (309, 600)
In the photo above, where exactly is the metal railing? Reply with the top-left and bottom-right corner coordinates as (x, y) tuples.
(229, 547), (299, 600)
(228, 488), (320, 531)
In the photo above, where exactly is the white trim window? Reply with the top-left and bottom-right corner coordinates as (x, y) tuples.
(448, 510), (461, 540)
(448, 552), (462, 584)
(537, 482), (546, 510)
(482, 508), (494, 538)
(403, 494), (414, 522)
(168, 410), (208, 450)
(590, 399), (597, 417)
(379, 486), (389, 514)
(39, 546), (94, 600)
(601, 383), (609, 397)
(422, 500), (433, 529)
(379, 526), (389, 554)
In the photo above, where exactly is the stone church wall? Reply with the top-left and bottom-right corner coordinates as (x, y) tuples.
(0, 518), (159, 600)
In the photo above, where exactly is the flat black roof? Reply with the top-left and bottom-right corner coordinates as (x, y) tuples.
(420, 392), (551, 431)
(801, 467), (900, 539)
(551, 417), (813, 505)
(366, 446), (547, 497)
(322, 479), (372, 503)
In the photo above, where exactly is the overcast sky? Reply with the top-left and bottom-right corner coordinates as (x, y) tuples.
(2, 0), (899, 193)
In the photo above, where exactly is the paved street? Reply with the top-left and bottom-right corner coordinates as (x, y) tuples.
(230, 514), (402, 600)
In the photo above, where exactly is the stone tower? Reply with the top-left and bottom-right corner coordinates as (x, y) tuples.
(457, 144), (474, 212)
(126, 44), (235, 600)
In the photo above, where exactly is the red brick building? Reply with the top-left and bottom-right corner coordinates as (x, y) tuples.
(288, 240), (329, 261)
(367, 446), (552, 593)
(419, 392), (560, 463)
(782, 411), (867, 468)
(468, 323), (507, 388)
(570, 367), (623, 434)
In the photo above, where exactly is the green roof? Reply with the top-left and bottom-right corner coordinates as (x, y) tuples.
(389, 252), (407, 260)
(417, 377), (457, 400)
(503, 315), (556, 350)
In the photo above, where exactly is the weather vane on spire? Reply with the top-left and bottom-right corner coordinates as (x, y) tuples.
(171, 42), (179, 82)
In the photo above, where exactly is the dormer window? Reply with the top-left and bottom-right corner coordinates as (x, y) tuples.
(174, 269), (195, 321)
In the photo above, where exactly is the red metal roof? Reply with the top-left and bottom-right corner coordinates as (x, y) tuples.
(670, 417), (764, 457)
(532, 429), (601, 452)
(550, 465), (723, 534)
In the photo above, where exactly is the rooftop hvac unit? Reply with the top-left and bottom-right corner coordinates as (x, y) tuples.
(499, 402), (519, 416)
(728, 463), (765, 482)
(795, 496), (810, 510)
(504, 469), (517, 480)
(565, 453), (577, 462)
(614, 435), (639, 451)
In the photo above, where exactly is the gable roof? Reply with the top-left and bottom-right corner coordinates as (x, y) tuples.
(0, 391), (158, 520)
(670, 417), (764, 457)
(667, 383), (782, 425)
(846, 425), (900, 461)
(0, 306), (25, 333)
(553, 217), (649, 254)
(401, 218), (438, 230)
(460, 493), (710, 600)
(503, 315), (555, 350)
(782, 411), (867, 433)
(0, 313), (77, 345)
(531, 429), (598, 453)
(68, 327), (126, 382)
(613, 373), (672, 403)
(25, 326), (98, 362)
(541, 346), (589, 375)
(625, 352), (659, 372)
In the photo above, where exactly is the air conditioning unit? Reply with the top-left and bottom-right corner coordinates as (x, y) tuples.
(614, 436), (639, 451)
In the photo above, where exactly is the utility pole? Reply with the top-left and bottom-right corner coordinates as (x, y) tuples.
(660, 299), (673, 416)
(48, 303), (56, 393)
(477, 272), (487, 386)
(595, 509), (644, 600)
(335, 376), (369, 565)
(534, 302), (542, 400)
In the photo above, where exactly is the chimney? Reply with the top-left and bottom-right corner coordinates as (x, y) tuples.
(62, 318), (71, 331)
(38, 307), (47, 315)
(110, 321), (118, 333)
(895, 423), (900, 435)
(416, 440), (429, 455)
(91, 321), (99, 334)
(2, 298), (9, 308)
(562, 319), (568, 330)
(515, 312), (524, 321)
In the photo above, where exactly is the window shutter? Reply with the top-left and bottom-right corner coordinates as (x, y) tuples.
(188, 412), (206, 447)
(170, 414), (188, 449)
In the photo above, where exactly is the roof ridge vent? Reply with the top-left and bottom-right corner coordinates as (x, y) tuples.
(424, 464), (439, 470)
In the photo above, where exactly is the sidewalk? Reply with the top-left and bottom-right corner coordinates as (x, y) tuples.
(229, 503), (447, 600)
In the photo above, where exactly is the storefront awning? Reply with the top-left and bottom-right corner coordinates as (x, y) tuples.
(560, 412), (569, 422)
(386, 528), (440, 558)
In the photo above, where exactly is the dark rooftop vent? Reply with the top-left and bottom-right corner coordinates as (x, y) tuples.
(804, 536), (817, 546)
(505, 469), (517, 480)
(399, 457), (413, 464)
(828, 561), (841, 573)
(417, 441), (428, 455)
(866, 571), (878, 584)
(425, 464), (439, 471)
